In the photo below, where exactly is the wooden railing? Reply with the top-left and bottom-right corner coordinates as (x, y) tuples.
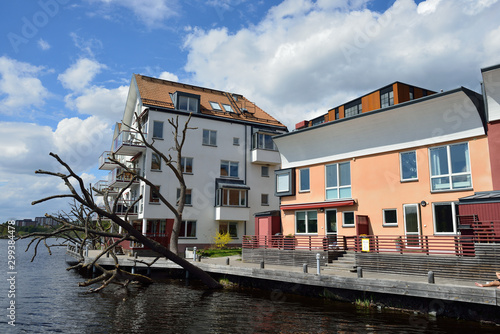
(130, 233), (169, 249)
(243, 231), (500, 257)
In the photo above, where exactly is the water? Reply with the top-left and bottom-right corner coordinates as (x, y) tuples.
(0, 238), (498, 333)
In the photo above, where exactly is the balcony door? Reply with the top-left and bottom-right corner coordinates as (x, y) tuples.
(403, 204), (421, 247)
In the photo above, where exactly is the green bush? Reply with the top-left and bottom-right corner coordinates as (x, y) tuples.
(213, 232), (232, 249)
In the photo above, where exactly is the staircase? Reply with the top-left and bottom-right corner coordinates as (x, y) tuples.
(325, 251), (357, 272)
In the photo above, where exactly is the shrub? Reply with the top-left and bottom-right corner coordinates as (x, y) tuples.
(213, 232), (232, 249)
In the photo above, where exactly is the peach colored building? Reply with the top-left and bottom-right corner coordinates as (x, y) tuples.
(274, 83), (494, 240)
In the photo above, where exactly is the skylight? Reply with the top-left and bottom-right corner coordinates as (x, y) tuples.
(222, 104), (233, 112)
(210, 101), (222, 110)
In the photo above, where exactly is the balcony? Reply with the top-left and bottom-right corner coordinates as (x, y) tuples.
(93, 180), (118, 196)
(113, 131), (146, 156)
(108, 168), (141, 188)
(114, 199), (138, 217)
(215, 206), (250, 221)
(98, 151), (119, 170)
(130, 233), (169, 249)
(251, 149), (281, 165)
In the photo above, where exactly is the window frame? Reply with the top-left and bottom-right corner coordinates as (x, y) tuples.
(222, 104), (233, 112)
(380, 86), (394, 108)
(233, 137), (240, 146)
(299, 168), (310, 192)
(202, 129), (217, 146)
(176, 188), (192, 206)
(217, 188), (247, 207)
(325, 209), (337, 234)
(209, 101), (222, 111)
(342, 211), (355, 227)
(149, 185), (161, 204)
(325, 162), (351, 200)
(429, 142), (472, 192)
(261, 194), (269, 206)
(432, 202), (459, 235)
(295, 210), (318, 234)
(261, 165), (269, 177)
(152, 121), (164, 139)
(180, 157), (193, 174)
(179, 220), (196, 238)
(219, 222), (238, 238)
(252, 132), (277, 151)
(151, 153), (161, 171)
(383, 208), (398, 226)
(275, 168), (295, 197)
(220, 160), (239, 178)
(400, 150), (418, 182)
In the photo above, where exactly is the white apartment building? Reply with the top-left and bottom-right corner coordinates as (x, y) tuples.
(96, 74), (288, 253)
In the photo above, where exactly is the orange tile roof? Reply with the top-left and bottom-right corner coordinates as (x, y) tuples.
(134, 74), (287, 129)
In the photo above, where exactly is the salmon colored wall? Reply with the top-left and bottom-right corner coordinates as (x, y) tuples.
(280, 137), (493, 237)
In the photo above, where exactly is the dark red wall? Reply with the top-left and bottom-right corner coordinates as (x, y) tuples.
(488, 121), (500, 190)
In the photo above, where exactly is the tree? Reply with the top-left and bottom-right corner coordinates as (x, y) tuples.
(22, 114), (222, 291)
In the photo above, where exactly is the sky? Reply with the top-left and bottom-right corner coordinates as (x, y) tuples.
(1, 0), (499, 223)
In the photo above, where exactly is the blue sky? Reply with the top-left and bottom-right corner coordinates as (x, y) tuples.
(1, 0), (499, 223)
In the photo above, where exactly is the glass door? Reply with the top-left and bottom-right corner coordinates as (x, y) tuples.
(403, 204), (421, 248)
(325, 209), (338, 249)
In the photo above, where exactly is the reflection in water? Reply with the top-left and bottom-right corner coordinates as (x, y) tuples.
(0, 239), (498, 334)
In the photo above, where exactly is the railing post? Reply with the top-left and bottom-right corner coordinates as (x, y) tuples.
(316, 253), (321, 275)
(309, 236), (312, 251)
(375, 236), (379, 253)
(425, 236), (429, 255)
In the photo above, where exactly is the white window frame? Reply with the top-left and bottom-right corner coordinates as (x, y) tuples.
(222, 104), (233, 112)
(176, 188), (192, 206)
(429, 142), (472, 192)
(299, 168), (310, 192)
(217, 188), (247, 207)
(179, 220), (196, 238)
(209, 101), (222, 110)
(382, 208), (398, 226)
(342, 211), (355, 227)
(432, 202), (459, 235)
(325, 162), (351, 200)
(220, 160), (239, 178)
(295, 210), (318, 234)
(403, 203), (421, 248)
(179, 95), (198, 113)
(400, 150), (418, 182)
(180, 157), (193, 174)
(202, 129), (217, 146)
(233, 137), (240, 146)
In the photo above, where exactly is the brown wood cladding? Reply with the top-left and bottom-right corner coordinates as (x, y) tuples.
(361, 91), (381, 113)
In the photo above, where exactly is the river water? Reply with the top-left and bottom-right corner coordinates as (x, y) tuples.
(0, 238), (498, 333)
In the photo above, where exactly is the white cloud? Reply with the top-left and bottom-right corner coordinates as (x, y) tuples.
(0, 56), (49, 115)
(0, 118), (112, 223)
(92, 0), (180, 27)
(58, 58), (105, 92)
(159, 71), (179, 81)
(38, 38), (51, 50)
(183, 0), (500, 129)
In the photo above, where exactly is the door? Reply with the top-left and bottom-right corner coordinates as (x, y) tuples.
(325, 210), (337, 248)
(403, 204), (421, 247)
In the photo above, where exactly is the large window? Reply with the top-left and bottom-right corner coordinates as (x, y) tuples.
(433, 202), (459, 234)
(430, 143), (471, 191)
(344, 99), (362, 118)
(180, 221), (196, 238)
(221, 160), (239, 178)
(217, 188), (247, 207)
(219, 222), (238, 238)
(325, 162), (351, 199)
(400, 151), (417, 181)
(180, 157), (193, 174)
(151, 153), (161, 170)
(299, 168), (310, 192)
(342, 212), (355, 227)
(296, 211), (317, 234)
(203, 129), (217, 146)
(149, 185), (160, 203)
(152, 121), (163, 139)
(253, 132), (277, 150)
(178, 95), (199, 112)
(380, 87), (394, 108)
(326, 209), (337, 234)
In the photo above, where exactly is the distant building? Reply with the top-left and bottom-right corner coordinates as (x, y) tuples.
(35, 216), (58, 227)
(15, 219), (36, 227)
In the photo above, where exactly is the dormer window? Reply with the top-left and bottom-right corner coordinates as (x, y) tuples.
(172, 92), (200, 113)
(344, 99), (362, 118)
(380, 86), (394, 108)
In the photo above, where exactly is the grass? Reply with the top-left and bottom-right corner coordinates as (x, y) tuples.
(198, 248), (242, 258)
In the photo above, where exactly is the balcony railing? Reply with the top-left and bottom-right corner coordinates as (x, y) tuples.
(98, 151), (119, 170)
(251, 148), (281, 165)
(113, 200), (138, 216)
(108, 168), (141, 188)
(113, 131), (146, 156)
(130, 233), (169, 249)
(93, 180), (117, 196)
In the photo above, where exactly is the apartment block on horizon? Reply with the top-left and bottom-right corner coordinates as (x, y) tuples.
(96, 74), (288, 253)
(272, 64), (500, 243)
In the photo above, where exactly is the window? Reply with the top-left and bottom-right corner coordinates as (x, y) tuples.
(326, 209), (337, 234)
(433, 202), (459, 234)
(261, 166), (269, 177)
(343, 212), (355, 227)
(295, 211), (318, 234)
(176, 188), (192, 206)
(178, 95), (199, 112)
(180, 157), (193, 174)
(299, 168), (310, 192)
(380, 87), (394, 108)
(222, 104), (233, 112)
(409, 87), (414, 100)
(219, 222), (238, 238)
(404, 204), (420, 247)
(151, 153), (161, 170)
(252, 132), (277, 150)
(152, 121), (163, 139)
(221, 160), (238, 178)
(383, 209), (398, 226)
(311, 116), (324, 126)
(261, 194), (269, 206)
(233, 137), (239, 146)
(325, 162), (351, 199)
(429, 143), (471, 191)
(203, 129), (217, 146)
(400, 151), (418, 181)
(275, 168), (295, 196)
(149, 185), (160, 203)
(217, 188), (247, 207)
(209, 101), (222, 110)
(344, 99), (362, 118)
(180, 221), (196, 238)
(334, 108), (339, 120)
